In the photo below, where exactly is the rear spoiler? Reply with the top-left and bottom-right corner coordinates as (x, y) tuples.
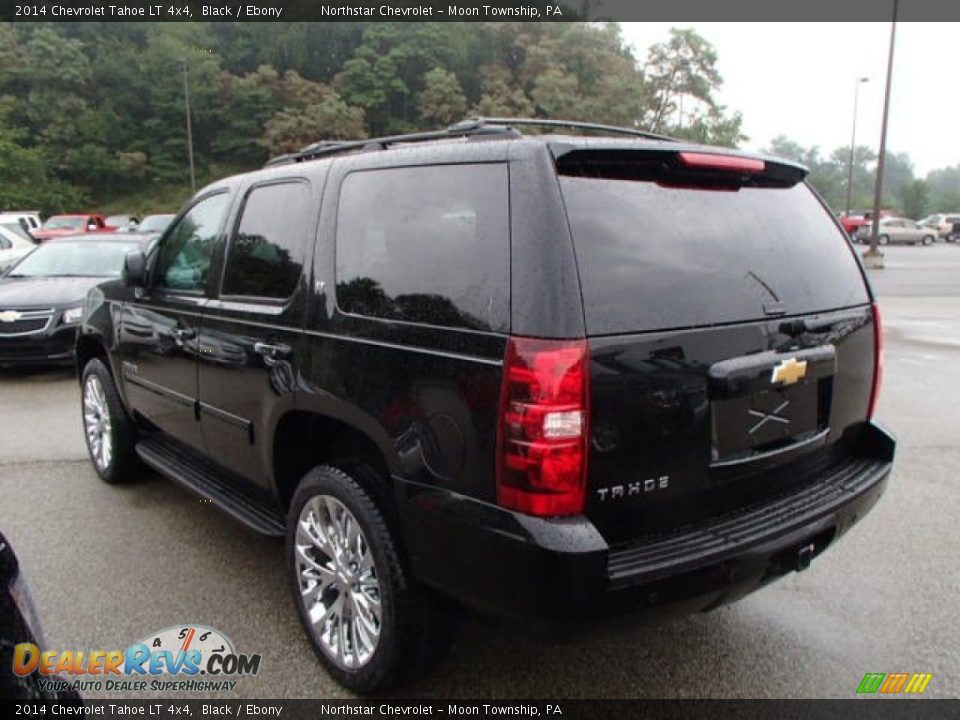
(552, 147), (808, 189)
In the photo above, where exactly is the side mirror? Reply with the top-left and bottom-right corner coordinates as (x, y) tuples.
(124, 250), (147, 287)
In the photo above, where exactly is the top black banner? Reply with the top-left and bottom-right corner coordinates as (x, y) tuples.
(1, 0), (958, 22)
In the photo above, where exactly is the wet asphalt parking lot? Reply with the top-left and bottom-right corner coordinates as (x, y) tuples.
(1, 243), (958, 699)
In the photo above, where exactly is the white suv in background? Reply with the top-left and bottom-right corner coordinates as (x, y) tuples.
(920, 213), (960, 239)
(0, 212), (42, 234)
(0, 223), (36, 272)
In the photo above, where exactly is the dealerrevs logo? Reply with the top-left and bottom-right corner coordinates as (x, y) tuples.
(13, 625), (261, 693)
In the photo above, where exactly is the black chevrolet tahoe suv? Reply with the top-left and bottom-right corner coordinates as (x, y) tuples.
(77, 118), (895, 692)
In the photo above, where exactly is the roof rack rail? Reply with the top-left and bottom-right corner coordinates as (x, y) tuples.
(263, 116), (676, 167)
(264, 122), (521, 167)
(453, 116), (679, 143)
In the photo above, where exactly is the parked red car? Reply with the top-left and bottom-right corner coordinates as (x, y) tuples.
(839, 210), (893, 242)
(839, 214), (870, 238)
(31, 214), (111, 243)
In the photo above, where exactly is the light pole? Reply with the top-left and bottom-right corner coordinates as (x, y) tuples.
(845, 77), (869, 218)
(180, 59), (197, 194)
(864, 0), (898, 268)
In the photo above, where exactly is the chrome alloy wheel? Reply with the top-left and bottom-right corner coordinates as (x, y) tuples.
(295, 495), (382, 669)
(83, 375), (113, 471)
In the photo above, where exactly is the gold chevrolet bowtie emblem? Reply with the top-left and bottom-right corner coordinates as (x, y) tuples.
(771, 357), (808, 386)
(0, 310), (22, 323)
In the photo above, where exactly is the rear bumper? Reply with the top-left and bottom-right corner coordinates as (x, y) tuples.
(396, 422), (894, 620)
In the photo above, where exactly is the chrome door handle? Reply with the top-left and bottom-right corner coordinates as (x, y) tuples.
(253, 342), (291, 357)
(171, 327), (197, 340)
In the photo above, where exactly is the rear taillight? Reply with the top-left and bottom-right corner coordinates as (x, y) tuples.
(496, 337), (589, 517)
(868, 303), (884, 420)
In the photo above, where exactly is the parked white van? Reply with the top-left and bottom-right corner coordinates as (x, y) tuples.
(0, 212), (43, 233)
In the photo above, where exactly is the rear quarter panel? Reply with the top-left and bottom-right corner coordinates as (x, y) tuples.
(298, 149), (517, 501)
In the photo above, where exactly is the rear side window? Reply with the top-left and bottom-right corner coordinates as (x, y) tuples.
(222, 182), (312, 300)
(560, 175), (869, 335)
(335, 164), (509, 332)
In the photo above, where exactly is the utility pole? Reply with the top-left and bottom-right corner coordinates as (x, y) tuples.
(181, 59), (197, 194)
(864, 0), (898, 269)
(845, 77), (870, 218)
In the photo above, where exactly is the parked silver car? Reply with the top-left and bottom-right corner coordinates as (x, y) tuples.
(856, 217), (936, 246)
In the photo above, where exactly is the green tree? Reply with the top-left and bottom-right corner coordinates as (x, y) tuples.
(898, 179), (930, 220)
(642, 29), (719, 132)
(419, 67), (467, 126)
(261, 95), (366, 154)
(765, 136), (884, 212)
(639, 29), (744, 145)
(214, 65), (284, 164)
(137, 24), (224, 184)
(256, 69), (366, 155)
(471, 66), (534, 117)
(531, 67), (581, 118)
(824, 145), (877, 212)
(0, 21), (770, 211)
(927, 165), (960, 211)
(335, 24), (459, 133)
(16, 27), (92, 151)
(0, 123), (86, 213)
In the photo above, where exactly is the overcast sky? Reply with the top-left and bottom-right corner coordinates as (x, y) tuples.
(619, 22), (955, 176)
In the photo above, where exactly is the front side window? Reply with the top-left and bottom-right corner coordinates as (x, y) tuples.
(335, 164), (509, 332)
(154, 194), (230, 293)
(221, 182), (312, 300)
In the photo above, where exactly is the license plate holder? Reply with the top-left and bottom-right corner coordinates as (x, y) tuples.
(712, 383), (821, 459)
(708, 345), (836, 464)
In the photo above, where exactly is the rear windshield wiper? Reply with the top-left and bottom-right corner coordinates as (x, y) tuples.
(745, 270), (786, 316)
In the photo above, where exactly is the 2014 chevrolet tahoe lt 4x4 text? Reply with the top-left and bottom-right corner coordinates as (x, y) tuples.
(76, 118), (895, 693)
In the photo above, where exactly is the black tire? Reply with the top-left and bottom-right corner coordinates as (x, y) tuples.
(922, 235), (934, 246)
(80, 358), (140, 484)
(287, 465), (455, 694)
(878, 235), (889, 246)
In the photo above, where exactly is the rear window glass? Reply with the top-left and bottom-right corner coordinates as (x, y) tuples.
(336, 164), (509, 332)
(560, 177), (869, 335)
